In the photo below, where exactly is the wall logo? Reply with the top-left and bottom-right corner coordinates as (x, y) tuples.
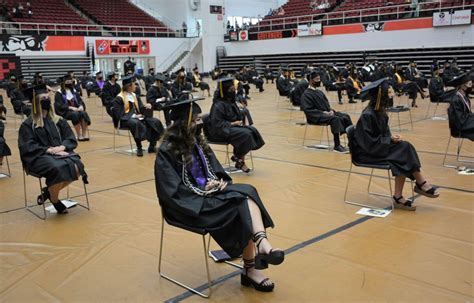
(95, 39), (150, 55)
(363, 23), (384, 32)
(0, 35), (47, 52)
(239, 30), (248, 41)
(0, 54), (21, 81)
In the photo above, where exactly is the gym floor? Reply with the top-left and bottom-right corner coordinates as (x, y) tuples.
(0, 82), (472, 302)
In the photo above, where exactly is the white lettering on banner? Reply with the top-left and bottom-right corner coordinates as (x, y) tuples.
(297, 23), (322, 37)
(433, 9), (471, 27)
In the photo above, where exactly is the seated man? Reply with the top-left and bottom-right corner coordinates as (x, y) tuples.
(392, 66), (424, 107)
(146, 73), (172, 126)
(101, 72), (121, 119)
(321, 66), (343, 104)
(18, 84), (88, 214)
(290, 72), (309, 107)
(112, 75), (164, 157)
(208, 78), (265, 173)
(192, 67), (211, 97)
(345, 69), (363, 104)
(171, 68), (193, 99)
(276, 66), (295, 97)
(54, 74), (91, 141)
(264, 64), (274, 84)
(248, 66), (264, 93)
(447, 73), (473, 141)
(301, 71), (352, 153)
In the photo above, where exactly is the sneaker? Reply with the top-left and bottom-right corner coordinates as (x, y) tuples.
(137, 148), (144, 157)
(333, 145), (349, 154)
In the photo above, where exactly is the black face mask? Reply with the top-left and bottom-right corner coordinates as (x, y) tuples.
(20, 82), (28, 89)
(40, 99), (51, 110)
(465, 87), (472, 94)
(98, 77), (103, 80)
(195, 124), (203, 137)
(65, 84), (74, 89)
(315, 81), (321, 87)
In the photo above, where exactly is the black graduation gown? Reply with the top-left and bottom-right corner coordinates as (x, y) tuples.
(154, 141), (274, 258)
(112, 93), (164, 144)
(0, 121), (11, 157)
(290, 78), (309, 106)
(353, 107), (421, 179)
(301, 88), (352, 134)
(9, 88), (31, 116)
(146, 85), (172, 126)
(429, 76), (446, 103)
(264, 68), (274, 82)
(448, 92), (474, 140)
(209, 96), (265, 157)
(18, 117), (87, 186)
(171, 80), (193, 99)
(276, 75), (293, 97)
(54, 90), (91, 126)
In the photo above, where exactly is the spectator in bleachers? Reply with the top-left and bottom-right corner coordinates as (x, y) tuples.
(54, 74), (91, 141)
(447, 73), (473, 141)
(12, 6), (22, 18)
(27, 7), (32, 18)
(277, 7), (285, 16)
(301, 71), (352, 153)
(112, 75), (164, 157)
(19, 84), (88, 215)
(264, 64), (274, 84)
(192, 67), (211, 97)
(209, 77), (265, 173)
(182, 21), (187, 37)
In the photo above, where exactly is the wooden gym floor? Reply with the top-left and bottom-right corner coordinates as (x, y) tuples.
(0, 82), (472, 303)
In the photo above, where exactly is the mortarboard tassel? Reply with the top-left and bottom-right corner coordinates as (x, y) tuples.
(375, 86), (382, 111)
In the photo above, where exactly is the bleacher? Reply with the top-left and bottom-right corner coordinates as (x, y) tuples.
(4, 0), (90, 28)
(70, 0), (169, 33)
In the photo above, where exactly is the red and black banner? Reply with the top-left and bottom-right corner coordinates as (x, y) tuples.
(0, 54), (21, 81)
(248, 29), (297, 41)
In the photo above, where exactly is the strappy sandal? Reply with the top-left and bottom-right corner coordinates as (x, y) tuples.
(231, 155), (251, 173)
(253, 231), (285, 270)
(240, 258), (274, 292)
(393, 196), (416, 211)
(37, 187), (50, 205)
(414, 181), (439, 198)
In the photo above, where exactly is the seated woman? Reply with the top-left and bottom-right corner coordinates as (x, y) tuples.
(18, 85), (88, 214)
(447, 73), (473, 140)
(192, 67), (211, 97)
(301, 71), (353, 153)
(353, 79), (440, 211)
(112, 75), (164, 157)
(0, 116), (11, 167)
(209, 78), (265, 173)
(54, 74), (91, 141)
(345, 69), (363, 104)
(155, 98), (284, 292)
(146, 73), (172, 126)
(393, 65), (425, 108)
(171, 68), (193, 99)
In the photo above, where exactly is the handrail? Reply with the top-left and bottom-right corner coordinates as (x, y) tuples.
(156, 40), (189, 71)
(237, 0), (473, 32)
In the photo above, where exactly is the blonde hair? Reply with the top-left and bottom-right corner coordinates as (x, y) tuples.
(31, 91), (60, 128)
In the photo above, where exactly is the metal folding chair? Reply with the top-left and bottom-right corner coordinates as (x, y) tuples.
(0, 155), (11, 178)
(388, 105), (413, 132)
(112, 121), (135, 154)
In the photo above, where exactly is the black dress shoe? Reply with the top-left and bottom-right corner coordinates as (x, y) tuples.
(137, 148), (144, 157)
(148, 146), (157, 153)
(52, 201), (68, 214)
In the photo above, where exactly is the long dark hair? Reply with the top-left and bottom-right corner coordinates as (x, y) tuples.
(365, 82), (392, 115)
(163, 119), (212, 164)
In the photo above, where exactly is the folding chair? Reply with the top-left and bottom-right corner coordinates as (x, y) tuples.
(388, 105), (413, 132)
(302, 123), (331, 150)
(112, 121), (135, 154)
(158, 209), (241, 299)
(344, 126), (415, 212)
(0, 155), (11, 178)
(22, 166), (90, 220)
(442, 132), (473, 168)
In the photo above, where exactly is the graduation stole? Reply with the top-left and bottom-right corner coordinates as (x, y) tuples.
(349, 76), (361, 93)
(119, 91), (139, 114)
(193, 73), (201, 85)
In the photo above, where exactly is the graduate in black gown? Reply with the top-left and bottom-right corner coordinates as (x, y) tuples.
(353, 79), (440, 211)
(112, 75), (164, 157)
(263, 64), (274, 84)
(155, 98), (284, 292)
(54, 74), (91, 141)
(429, 65), (452, 104)
(192, 67), (211, 97)
(18, 85), (88, 214)
(301, 71), (352, 153)
(289, 73), (308, 107)
(146, 73), (172, 126)
(0, 118), (11, 167)
(345, 69), (363, 104)
(171, 68), (193, 99)
(447, 73), (474, 141)
(276, 66), (294, 97)
(321, 65), (343, 104)
(248, 65), (265, 93)
(208, 78), (265, 173)
(9, 75), (31, 116)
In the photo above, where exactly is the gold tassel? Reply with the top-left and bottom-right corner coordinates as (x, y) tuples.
(32, 90), (37, 115)
(219, 81), (223, 99)
(375, 86), (382, 111)
(187, 102), (193, 130)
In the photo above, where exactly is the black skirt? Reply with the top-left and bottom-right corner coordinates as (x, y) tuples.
(228, 125), (265, 156)
(64, 110), (91, 126)
(29, 154), (86, 186)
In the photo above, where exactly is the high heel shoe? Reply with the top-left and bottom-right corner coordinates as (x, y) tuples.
(52, 201), (68, 214)
(231, 155), (251, 173)
(253, 231), (284, 269)
(393, 196), (416, 211)
(240, 258), (274, 292)
(37, 187), (50, 205)
(414, 181), (439, 198)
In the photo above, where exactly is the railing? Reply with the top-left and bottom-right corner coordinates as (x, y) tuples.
(230, 0), (474, 34)
(0, 21), (200, 38)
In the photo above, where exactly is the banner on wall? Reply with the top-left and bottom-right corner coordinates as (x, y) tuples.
(297, 23), (322, 37)
(239, 30), (249, 41)
(0, 54), (21, 81)
(433, 9), (471, 27)
(250, 29), (298, 41)
(0, 35), (85, 52)
(95, 39), (150, 55)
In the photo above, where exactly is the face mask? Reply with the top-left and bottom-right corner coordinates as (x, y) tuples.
(65, 84), (74, 89)
(465, 87), (472, 94)
(315, 81), (321, 87)
(20, 82), (28, 89)
(40, 99), (51, 110)
(98, 76), (103, 80)
(195, 124), (203, 137)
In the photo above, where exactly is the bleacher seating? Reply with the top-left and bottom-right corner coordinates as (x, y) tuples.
(71, 0), (169, 32)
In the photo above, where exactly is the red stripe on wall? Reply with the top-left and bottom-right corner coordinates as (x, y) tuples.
(384, 18), (433, 31)
(323, 24), (364, 35)
(45, 36), (85, 51)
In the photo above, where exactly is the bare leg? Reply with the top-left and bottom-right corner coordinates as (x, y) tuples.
(242, 233), (273, 286)
(0, 156), (3, 166)
(74, 124), (83, 139)
(81, 120), (89, 139)
(394, 175), (406, 200)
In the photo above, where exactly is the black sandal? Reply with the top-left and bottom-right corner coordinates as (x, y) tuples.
(414, 181), (439, 198)
(393, 196), (416, 211)
(37, 187), (50, 205)
(52, 201), (68, 214)
(240, 258), (274, 292)
(231, 155), (251, 173)
(253, 231), (284, 270)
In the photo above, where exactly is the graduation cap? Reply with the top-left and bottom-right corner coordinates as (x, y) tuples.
(217, 77), (235, 99)
(107, 71), (116, 80)
(23, 84), (48, 115)
(447, 72), (471, 87)
(163, 97), (205, 128)
(154, 73), (166, 82)
(62, 73), (73, 82)
(359, 78), (390, 109)
(122, 75), (135, 86)
(281, 65), (289, 71)
(309, 70), (320, 80)
(96, 71), (103, 76)
(177, 67), (185, 73)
